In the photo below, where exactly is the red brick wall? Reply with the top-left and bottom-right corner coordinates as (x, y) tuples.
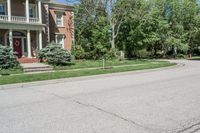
(49, 8), (73, 51)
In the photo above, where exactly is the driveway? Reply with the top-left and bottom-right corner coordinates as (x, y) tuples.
(0, 60), (200, 133)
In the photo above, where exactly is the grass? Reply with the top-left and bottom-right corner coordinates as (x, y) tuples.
(0, 60), (175, 85)
(54, 59), (155, 70)
(188, 56), (200, 60)
(0, 68), (23, 75)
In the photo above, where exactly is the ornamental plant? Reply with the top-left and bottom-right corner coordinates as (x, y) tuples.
(0, 45), (20, 69)
(37, 42), (71, 66)
(71, 45), (85, 60)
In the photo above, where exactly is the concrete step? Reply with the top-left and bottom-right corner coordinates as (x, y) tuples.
(24, 67), (53, 73)
(21, 63), (53, 73)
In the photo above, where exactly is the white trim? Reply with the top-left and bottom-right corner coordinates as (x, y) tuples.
(55, 34), (65, 48)
(21, 37), (24, 57)
(37, 0), (42, 23)
(55, 33), (65, 35)
(8, 29), (12, 48)
(35, 4), (38, 18)
(7, 0), (11, 21)
(36, 31), (39, 50)
(27, 30), (31, 58)
(55, 12), (63, 27)
(25, 0), (30, 23)
(39, 30), (42, 50)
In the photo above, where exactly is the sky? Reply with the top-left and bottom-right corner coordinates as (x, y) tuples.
(55, 0), (78, 4)
(53, 0), (73, 4)
(55, 0), (67, 3)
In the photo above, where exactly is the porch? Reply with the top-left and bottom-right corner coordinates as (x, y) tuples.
(0, 0), (42, 24)
(0, 29), (43, 58)
(17, 57), (39, 63)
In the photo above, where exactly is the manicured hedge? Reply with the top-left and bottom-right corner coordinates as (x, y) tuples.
(0, 46), (20, 69)
(37, 42), (71, 66)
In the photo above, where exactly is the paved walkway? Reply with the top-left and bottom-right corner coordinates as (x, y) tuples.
(20, 63), (53, 73)
(21, 63), (51, 68)
(1, 60), (200, 133)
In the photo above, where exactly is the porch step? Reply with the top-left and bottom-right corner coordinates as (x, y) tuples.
(18, 58), (39, 63)
(21, 63), (53, 73)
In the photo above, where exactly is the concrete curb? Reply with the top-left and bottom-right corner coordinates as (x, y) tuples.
(0, 62), (184, 90)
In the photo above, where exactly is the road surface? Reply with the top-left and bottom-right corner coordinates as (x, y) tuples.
(0, 60), (200, 133)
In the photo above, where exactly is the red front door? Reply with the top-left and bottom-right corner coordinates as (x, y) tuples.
(13, 38), (22, 58)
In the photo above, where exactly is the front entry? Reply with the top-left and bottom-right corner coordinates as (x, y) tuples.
(13, 38), (22, 58)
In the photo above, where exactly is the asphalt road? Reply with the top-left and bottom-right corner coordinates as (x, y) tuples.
(1, 60), (200, 133)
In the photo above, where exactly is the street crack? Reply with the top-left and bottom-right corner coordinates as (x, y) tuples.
(176, 121), (200, 133)
(73, 99), (166, 133)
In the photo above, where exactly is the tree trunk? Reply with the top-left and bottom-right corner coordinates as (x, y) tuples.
(111, 24), (115, 49)
(154, 45), (157, 56)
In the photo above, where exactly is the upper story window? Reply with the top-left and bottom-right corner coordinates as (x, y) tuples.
(29, 4), (37, 18)
(56, 12), (63, 27)
(0, 3), (5, 15)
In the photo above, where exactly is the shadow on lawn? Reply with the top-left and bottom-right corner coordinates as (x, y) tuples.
(188, 57), (200, 61)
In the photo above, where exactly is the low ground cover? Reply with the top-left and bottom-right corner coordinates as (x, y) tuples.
(54, 59), (153, 70)
(0, 60), (175, 85)
(188, 56), (200, 60)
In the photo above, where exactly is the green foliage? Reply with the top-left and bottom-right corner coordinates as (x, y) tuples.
(116, 0), (200, 57)
(137, 49), (151, 58)
(74, 1), (111, 60)
(104, 48), (120, 60)
(74, 0), (200, 59)
(72, 45), (85, 59)
(0, 60), (174, 85)
(0, 46), (20, 69)
(37, 42), (71, 66)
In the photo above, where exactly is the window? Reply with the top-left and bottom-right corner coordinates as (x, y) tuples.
(29, 8), (33, 17)
(56, 34), (64, 48)
(56, 12), (63, 27)
(29, 5), (36, 18)
(0, 3), (5, 15)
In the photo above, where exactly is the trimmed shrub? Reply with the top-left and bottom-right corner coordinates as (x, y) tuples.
(37, 42), (71, 66)
(0, 46), (20, 69)
(104, 48), (120, 60)
(137, 49), (150, 58)
(71, 45), (85, 59)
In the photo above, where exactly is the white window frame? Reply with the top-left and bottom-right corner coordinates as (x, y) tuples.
(29, 4), (37, 18)
(0, 2), (6, 15)
(55, 12), (64, 27)
(55, 34), (65, 48)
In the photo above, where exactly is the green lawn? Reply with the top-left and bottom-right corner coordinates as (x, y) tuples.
(188, 56), (200, 60)
(0, 60), (175, 85)
(0, 68), (23, 75)
(54, 59), (157, 70)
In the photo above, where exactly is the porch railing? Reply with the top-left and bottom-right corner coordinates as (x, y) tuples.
(29, 17), (39, 23)
(11, 16), (26, 23)
(0, 15), (8, 21)
(0, 15), (40, 24)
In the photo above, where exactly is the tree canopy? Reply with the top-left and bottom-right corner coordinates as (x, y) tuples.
(71, 0), (200, 59)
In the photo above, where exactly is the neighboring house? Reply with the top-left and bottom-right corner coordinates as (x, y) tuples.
(0, 0), (74, 58)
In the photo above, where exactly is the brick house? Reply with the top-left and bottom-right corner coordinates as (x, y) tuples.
(0, 0), (74, 59)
